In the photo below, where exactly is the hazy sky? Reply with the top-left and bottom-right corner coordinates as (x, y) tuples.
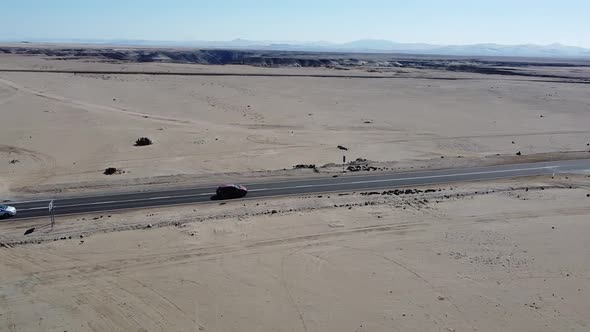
(2, 0), (589, 47)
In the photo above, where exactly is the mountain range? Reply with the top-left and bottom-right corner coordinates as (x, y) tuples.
(8, 38), (590, 58)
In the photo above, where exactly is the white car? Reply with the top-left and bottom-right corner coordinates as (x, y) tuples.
(0, 204), (17, 218)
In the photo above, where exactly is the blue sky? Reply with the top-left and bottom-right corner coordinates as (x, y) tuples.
(1, 0), (589, 47)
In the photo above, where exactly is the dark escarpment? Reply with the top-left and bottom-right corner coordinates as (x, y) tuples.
(2, 46), (590, 80)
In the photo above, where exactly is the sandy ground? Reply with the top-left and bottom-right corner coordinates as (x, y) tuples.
(1, 175), (590, 331)
(2, 54), (590, 198)
(1, 51), (590, 331)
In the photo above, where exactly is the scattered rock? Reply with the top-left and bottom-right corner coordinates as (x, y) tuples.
(337, 145), (349, 151)
(9, 159), (20, 164)
(80, 234), (85, 238)
(293, 164), (316, 169)
(527, 302), (541, 309)
(146, 223), (153, 229)
(438, 296), (445, 301)
(347, 165), (378, 172)
(271, 210), (278, 214)
(516, 151), (522, 156)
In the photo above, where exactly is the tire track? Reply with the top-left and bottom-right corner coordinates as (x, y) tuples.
(15, 221), (426, 283)
(0, 77), (191, 125)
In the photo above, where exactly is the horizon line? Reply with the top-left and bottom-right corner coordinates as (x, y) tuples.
(1, 38), (589, 49)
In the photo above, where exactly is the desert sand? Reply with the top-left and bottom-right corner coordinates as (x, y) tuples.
(1, 47), (590, 331)
(1, 175), (590, 331)
(1, 51), (590, 198)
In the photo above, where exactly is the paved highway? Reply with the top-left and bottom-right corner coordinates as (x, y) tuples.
(8, 159), (590, 220)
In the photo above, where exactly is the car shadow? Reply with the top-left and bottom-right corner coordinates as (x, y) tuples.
(210, 194), (247, 201)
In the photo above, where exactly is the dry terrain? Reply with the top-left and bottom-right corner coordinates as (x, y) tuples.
(1, 47), (590, 198)
(1, 46), (590, 331)
(1, 175), (590, 331)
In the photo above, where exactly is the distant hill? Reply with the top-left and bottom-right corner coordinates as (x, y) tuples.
(267, 40), (590, 58)
(5, 38), (590, 58)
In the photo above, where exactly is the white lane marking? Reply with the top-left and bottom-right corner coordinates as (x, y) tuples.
(15, 165), (554, 212)
(16, 192), (215, 211)
(13, 172), (557, 220)
(248, 166), (554, 192)
(10, 160), (580, 205)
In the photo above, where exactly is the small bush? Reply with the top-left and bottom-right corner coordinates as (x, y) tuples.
(104, 167), (119, 175)
(135, 137), (153, 146)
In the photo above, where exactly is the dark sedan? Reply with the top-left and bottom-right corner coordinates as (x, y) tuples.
(215, 184), (248, 200)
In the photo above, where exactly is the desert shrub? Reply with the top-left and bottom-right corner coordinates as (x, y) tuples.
(104, 167), (118, 175)
(135, 137), (153, 146)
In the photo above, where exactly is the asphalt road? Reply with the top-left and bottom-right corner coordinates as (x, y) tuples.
(8, 159), (590, 220)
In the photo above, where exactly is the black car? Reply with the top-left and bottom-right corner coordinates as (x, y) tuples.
(215, 184), (248, 200)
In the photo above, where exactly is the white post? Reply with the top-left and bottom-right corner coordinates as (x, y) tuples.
(49, 200), (55, 229)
